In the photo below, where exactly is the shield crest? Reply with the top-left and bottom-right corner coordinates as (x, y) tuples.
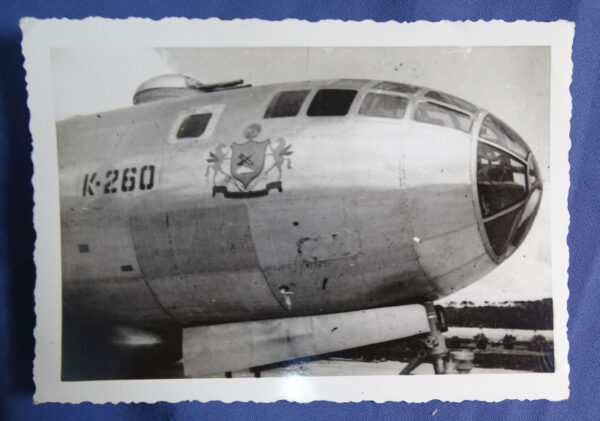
(230, 139), (270, 188)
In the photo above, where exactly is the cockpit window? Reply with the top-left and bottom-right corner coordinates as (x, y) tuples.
(424, 91), (478, 114)
(372, 81), (420, 94)
(264, 90), (310, 118)
(176, 113), (212, 139)
(477, 122), (540, 258)
(358, 93), (409, 119)
(477, 142), (528, 218)
(511, 188), (542, 248)
(413, 101), (473, 133)
(480, 115), (529, 159)
(528, 166), (538, 188)
(483, 207), (522, 256)
(307, 89), (358, 116)
(479, 120), (502, 143)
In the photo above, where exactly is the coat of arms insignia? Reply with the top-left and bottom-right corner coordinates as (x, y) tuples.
(230, 140), (270, 188)
(206, 123), (293, 198)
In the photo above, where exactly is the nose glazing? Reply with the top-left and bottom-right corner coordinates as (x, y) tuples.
(475, 114), (542, 261)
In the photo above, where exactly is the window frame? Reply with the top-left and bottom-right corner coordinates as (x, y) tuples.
(477, 139), (529, 222)
(306, 88), (359, 117)
(423, 90), (479, 114)
(479, 114), (530, 160)
(474, 132), (536, 261)
(371, 81), (421, 95)
(263, 89), (311, 119)
(356, 90), (411, 120)
(168, 104), (224, 144)
(412, 99), (475, 133)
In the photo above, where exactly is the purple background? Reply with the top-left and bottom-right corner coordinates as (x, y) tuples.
(1, 1), (598, 419)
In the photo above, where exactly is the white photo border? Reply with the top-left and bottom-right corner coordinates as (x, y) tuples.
(21, 18), (573, 403)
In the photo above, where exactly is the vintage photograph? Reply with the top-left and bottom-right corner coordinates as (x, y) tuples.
(54, 45), (553, 380)
(23, 19), (571, 403)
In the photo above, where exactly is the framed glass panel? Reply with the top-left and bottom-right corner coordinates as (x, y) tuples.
(372, 81), (420, 94)
(307, 89), (357, 116)
(358, 93), (409, 119)
(484, 207), (523, 256)
(414, 101), (473, 132)
(264, 90), (310, 118)
(424, 90), (478, 114)
(480, 115), (529, 159)
(477, 142), (528, 218)
(176, 113), (212, 139)
(511, 188), (542, 248)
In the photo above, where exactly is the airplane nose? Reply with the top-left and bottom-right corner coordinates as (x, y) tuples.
(475, 117), (542, 261)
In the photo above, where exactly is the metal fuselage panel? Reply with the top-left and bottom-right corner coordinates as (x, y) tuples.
(58, 80), (495, 327)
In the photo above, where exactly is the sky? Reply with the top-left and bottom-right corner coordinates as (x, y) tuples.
(51, 46), (551, 303)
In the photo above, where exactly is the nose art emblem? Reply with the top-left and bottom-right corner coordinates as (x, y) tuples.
(206, 123), (293, 198)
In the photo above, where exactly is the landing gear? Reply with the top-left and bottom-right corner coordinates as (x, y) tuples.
(399, 302), (472, 375)
(400, 302), (447, 374)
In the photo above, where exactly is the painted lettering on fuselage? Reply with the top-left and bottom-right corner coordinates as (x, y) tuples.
(207, 123), (293, 198)
(81, 165), (155, 197)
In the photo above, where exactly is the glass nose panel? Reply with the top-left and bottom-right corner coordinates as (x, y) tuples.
(480, 114), (529, 159)
(483, 207), (523, 256)
(477, 142), (528, 218)
(511, 188), (542, 248)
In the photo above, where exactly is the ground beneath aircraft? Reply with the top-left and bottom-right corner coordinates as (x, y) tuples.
(62, 329), (554, 380)
(206, 358), (531, 378)
(62, 318), (554, 380)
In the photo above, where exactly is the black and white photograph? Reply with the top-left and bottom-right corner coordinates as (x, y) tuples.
(22, 19), (571, 403)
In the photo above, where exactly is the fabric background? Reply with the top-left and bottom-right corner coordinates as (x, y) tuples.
(1, 1), (598, 419)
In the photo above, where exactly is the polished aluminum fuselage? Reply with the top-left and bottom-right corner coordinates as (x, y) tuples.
(58, 79), (515, 328)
